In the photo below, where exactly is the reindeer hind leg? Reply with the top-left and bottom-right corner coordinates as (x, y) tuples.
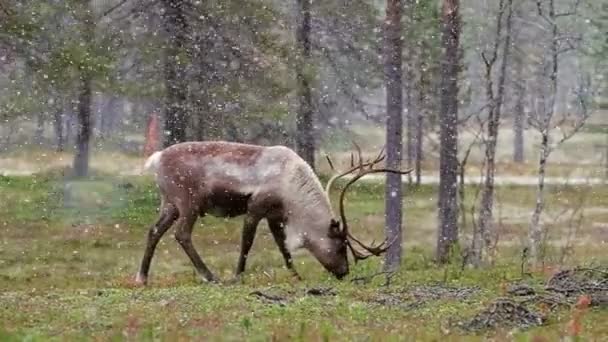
(174, 209), (218, 283)
(136, 201), (178, 285)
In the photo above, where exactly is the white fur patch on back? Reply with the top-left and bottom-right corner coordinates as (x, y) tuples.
(142, 151), (162, 174)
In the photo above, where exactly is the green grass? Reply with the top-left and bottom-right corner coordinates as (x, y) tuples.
(0, 174), (607, 340)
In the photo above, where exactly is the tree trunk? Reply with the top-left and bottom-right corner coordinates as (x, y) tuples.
(65, 112), (73, 149)
(513, 56), (525, 163)
(436, 0), (461, 263)
(162, 0), (188, 147)
(405, 0), (415, 185)
(529, 0), (559, 265)
(226, 122), (242, 143)
(53, 107), (64, 152)
(73, 75), (92, 177)
(195, 113), (205, 141)
(415, 55), (425, 186)
(384, 0), (404, 271)
(406, 56), (414, 185)
(605, 133), (608, 179)
(99, 96), (118, 139)
(295, 0), (315, 169)
(529, 132), (549, 263)
(406, 69), (422, 186)
(475, 0), (514, 266)
(73, 3), (94, 177)
(34, 112), (45, 145)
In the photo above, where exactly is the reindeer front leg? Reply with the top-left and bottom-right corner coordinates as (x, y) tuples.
(235, 214), (262, 277)
(268, 219), (302, 280)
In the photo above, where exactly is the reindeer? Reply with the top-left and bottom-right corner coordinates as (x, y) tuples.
(136, 140), (408, 285)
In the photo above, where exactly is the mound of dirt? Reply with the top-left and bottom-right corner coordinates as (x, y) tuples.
(546, 267), (608, 298)
(459, 298), (545, 332)
(460, 266), (607, 332)
(507, 283), (536, 296)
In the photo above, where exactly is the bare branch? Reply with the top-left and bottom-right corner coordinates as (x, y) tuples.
(481, 52), (491, 68)
(0, 1), (12, 16)
(110, 0), (160, 22)
(554, 0), (580, 18)
(536, 0), (544, 17)
(100, 0), (129, 19)
(552, 114), (588, 148)
(313, 41), (377, 121)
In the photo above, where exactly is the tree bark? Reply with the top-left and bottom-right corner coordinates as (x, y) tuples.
(415, 50), (426, 186)
(73, 75), (92, 177)
(529, 0), (560, 265)
(72, 2), (94, 177)
(605, 133), (608, 179)
(34, 112), (45, 145)
(513, 56), (525, 163)
(528, 0), (560, 264)
(99, 96), (118, 139)
(406, 66), (423, 186)
(475, 0), (514, 266)
(406, 53), (414, 185)
(529, 131), (549, 263)
(161, 0), (188, 147)
(65, 111), (73, 148)
(436, 0), (461, 263)
(195, 112), (205, 141)
(384, 0), (404, 271)
(53, 106), (64, 152)
(295, 0), (315, 169)
(405, 0), (415, 186)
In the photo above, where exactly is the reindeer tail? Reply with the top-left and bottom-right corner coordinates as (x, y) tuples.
(142, 151), (163, 174)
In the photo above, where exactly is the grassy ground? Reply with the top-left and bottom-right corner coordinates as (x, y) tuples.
(0, 173), (607, 341)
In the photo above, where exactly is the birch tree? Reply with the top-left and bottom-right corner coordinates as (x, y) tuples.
(528, 0), (590, 265)
(473, 0), (514, 266)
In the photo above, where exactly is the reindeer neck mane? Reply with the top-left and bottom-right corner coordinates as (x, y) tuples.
(283, 157), (334, 223)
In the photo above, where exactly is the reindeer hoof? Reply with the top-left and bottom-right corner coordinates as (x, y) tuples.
(201, 274), (221, 284)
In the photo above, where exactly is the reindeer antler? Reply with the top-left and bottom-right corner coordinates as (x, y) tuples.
(324, 141), (385, 195)
(326, 142), (412, 263)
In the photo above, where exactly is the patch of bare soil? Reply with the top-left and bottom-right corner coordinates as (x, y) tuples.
(305, 287), (336, 296)
(249, 286), (337, 306)
(545, 268), (608, 299)
(459, 298), (546, 331)
(250, 290), (290, 306)
(459, 266), (608, 332)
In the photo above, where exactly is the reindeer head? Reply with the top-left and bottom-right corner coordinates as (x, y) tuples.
(316, 143), (411, 279)
(304, 217), (350, 279)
